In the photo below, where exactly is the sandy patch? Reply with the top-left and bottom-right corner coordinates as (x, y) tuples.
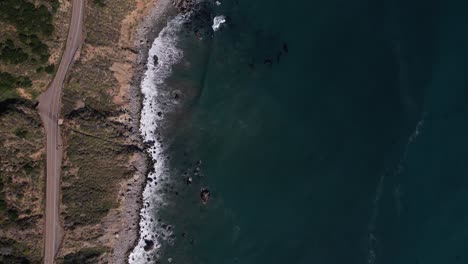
(0, 22), (17, 33)
(17, 88), (32, 100)
(30, 148), (45, 161)
(74, 99), (85, 110)
(110, 59), (136, 106)
(108, 113), (131, 124)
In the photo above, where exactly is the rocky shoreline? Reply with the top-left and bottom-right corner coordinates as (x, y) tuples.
(111, 0), (216, 262)
(109, 0), (176, 262)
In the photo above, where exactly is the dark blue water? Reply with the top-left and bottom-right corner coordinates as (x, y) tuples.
(152, 0), (468, 263)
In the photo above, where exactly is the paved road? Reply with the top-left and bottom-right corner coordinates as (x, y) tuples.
(37, 0), (85, 263)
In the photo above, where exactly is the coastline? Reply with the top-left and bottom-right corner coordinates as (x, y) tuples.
(126, 1), (220, 262)
(111, 0), (214, 262)
(108, 0), (176, 262)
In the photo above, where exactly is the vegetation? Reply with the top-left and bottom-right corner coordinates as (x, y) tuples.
(0, 0), (58, 101)
(50, 0), (60, 13)
(0, 0), (65, 261)
(93, 0), (107, 7)
(0, 102), (44, 261)
(44, 64), (55, 74)
(0, 72), (32, 89)
(0, 72), (32, 101)
(0, 177), (6, 213)
(0, 199), (6, 212)
(63, 127), (131, 225)
(61, 247), (107, 264)
(0, 40), (29, 64)
(18, 33), (50, 64)
(14, 128), (28, 138)
(6, 208), (18, 221)
(22, 163), (34, 175)
(0, 237), (40, 263)
(0, 0), (54, 36)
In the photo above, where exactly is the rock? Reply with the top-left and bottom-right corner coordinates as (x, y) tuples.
(153, 55), (158, 65)
(143, 239), (154, 251)
(200, 188), (210, 203)
(172, 90), (181, 100)
(186, 176), (192, 185)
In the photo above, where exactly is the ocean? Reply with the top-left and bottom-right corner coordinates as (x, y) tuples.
(130, 0), (468, 263)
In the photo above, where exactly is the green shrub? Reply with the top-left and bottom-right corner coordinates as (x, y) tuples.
(44, 64), (55, 74)
(14, 128), (28, 138)
(6, 208), (18, 221)
(0, 0), (54, 36)
(0, 177), (5, 213)
(0, 72), (32, 101)
(0, 199), (6, 212)
(0, 40), (29, 64)
(22, 163), (34, 175)
(50, 0), (60, 13)
(93, 0), (106, 7)
(0, 72), (32, 88)
(19, 34), (50, 63)
(0, 237), (36, 263)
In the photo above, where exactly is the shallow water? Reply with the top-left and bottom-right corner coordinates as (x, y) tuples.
(132, 0), (468, 263)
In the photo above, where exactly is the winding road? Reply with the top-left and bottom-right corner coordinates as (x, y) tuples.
(37, 0), (85, 263)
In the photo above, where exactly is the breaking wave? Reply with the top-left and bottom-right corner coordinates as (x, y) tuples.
(129, 14), (188, 264)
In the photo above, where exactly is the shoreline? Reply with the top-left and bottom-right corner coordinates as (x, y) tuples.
(114, 0), (212, 262)
(110, 0), (177, 262)
(125, 1), (219, 262)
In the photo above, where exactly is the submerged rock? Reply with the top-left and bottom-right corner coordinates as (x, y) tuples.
(200, 188), (210, 203)
(186, 176), (193, 185)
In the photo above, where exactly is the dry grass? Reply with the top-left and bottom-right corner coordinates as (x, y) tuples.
(0, 0), (150, 261)
(62, 115), (132, 226)
(0, 0), (71, 100)
(58, 0), (148, 261)
(0, 101), (45, 263)
(0, 1), (72, 261)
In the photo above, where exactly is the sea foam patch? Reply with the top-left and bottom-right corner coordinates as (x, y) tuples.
(212, 15), (226, 31)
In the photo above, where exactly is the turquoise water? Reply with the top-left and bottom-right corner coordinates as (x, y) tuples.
(147, 0), (468, 263)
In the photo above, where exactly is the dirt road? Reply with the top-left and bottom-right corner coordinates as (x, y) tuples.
(37, 0), (85, 263)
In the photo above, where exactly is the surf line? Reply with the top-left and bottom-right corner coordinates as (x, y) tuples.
(129, 13), (191, 264)
(366, 111), (427, 264)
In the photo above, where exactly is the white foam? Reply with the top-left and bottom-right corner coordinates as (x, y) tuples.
(212, 15), (226, 31)
(129, 14), (188, 264)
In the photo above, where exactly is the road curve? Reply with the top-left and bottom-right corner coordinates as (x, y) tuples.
(37, 0), (85, 263)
